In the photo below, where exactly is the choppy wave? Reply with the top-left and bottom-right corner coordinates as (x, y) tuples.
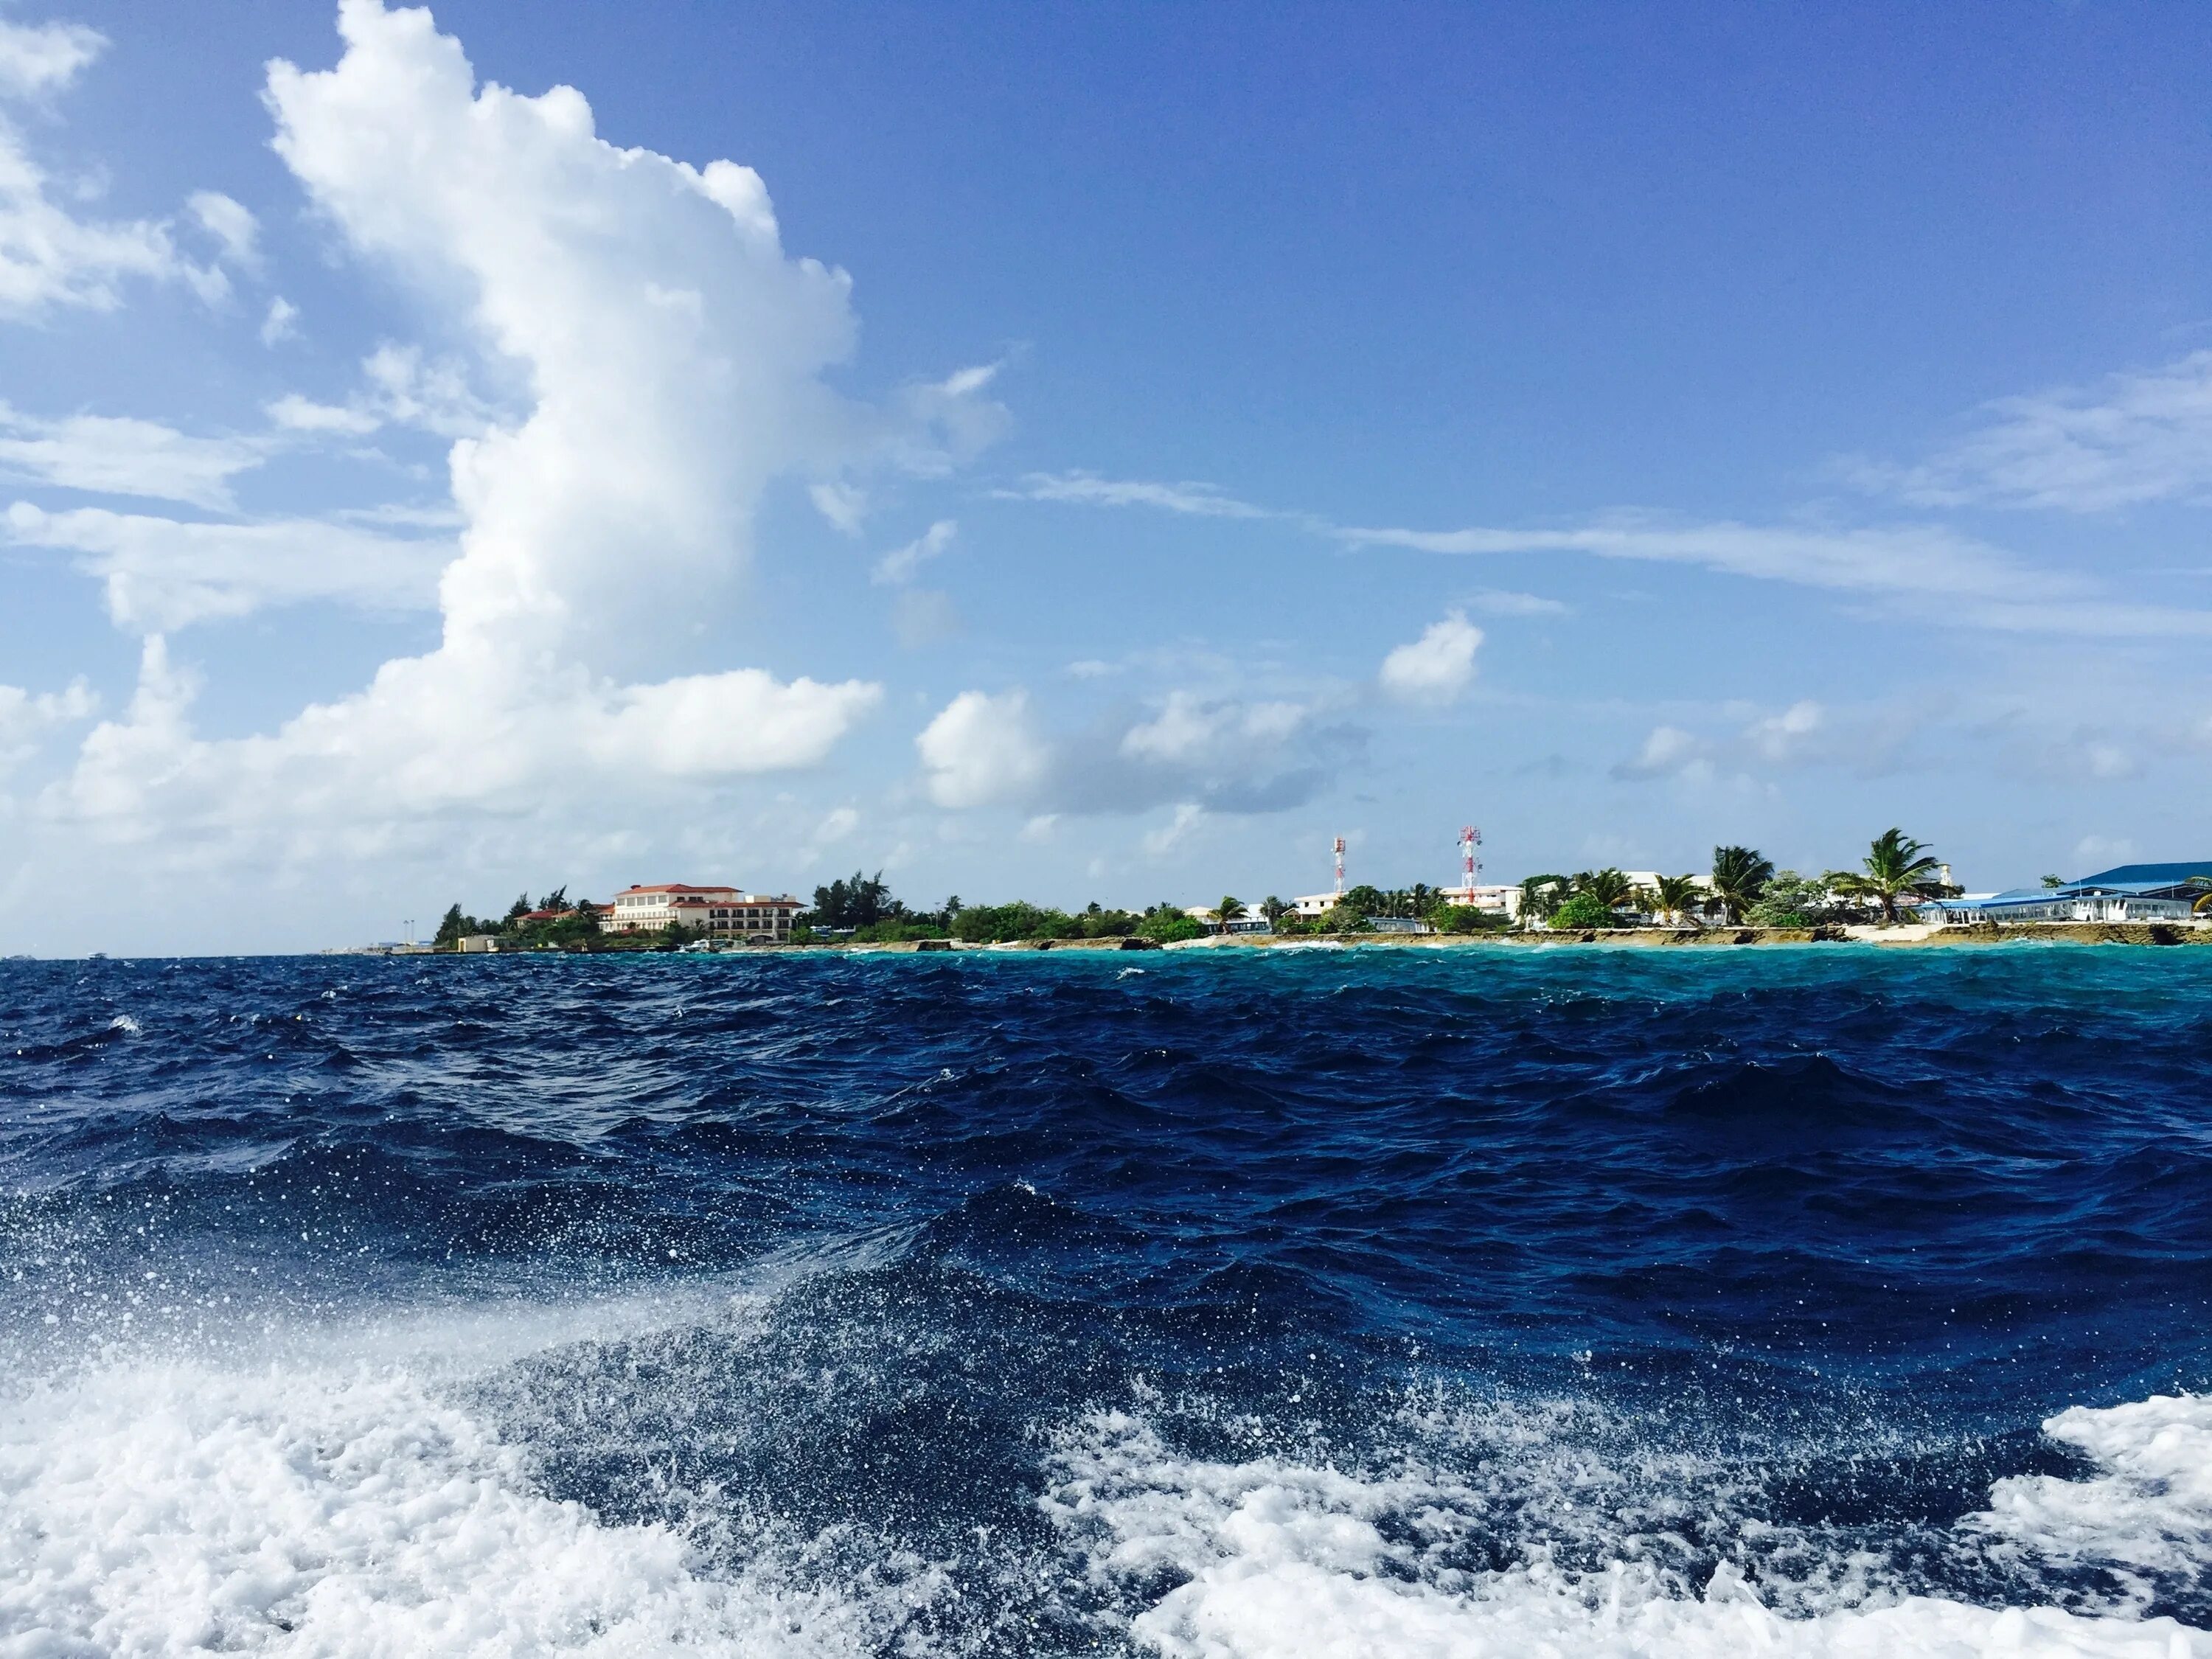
(3, 948), (2211, 1653)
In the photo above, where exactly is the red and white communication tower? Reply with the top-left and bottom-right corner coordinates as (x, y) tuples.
(1332, 835), (1346, 897)
(1459, 824), (1483, 893)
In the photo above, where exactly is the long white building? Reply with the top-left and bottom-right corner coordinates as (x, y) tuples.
(600, 883), (803, 940)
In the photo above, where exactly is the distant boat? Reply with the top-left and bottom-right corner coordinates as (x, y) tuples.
(87, 953), (108, 961)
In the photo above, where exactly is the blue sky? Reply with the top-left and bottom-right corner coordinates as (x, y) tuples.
(4, 1), (2212, 953)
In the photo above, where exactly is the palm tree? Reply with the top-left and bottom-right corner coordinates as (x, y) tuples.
(1214, 896), (1247, 930)
(1410, 882), (1435, 916)
(1517, 874), (1568, 926)
(1710, 846), (1774, 923)
(1652, 874), (1702, 927)
(1259, 895), (1289, 924)
(1827, 828), (1948, 924)
(1579, 868), (1633, 911)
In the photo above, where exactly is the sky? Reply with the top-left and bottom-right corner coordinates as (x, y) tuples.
(4, 1), (2212, 954)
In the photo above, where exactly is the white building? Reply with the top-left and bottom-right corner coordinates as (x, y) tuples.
(1184, 903), (1273, 934)
(1436, 883), (1523, 919)
(600, 883), (803, 941)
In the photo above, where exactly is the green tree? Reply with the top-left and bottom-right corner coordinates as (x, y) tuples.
(504, 892), (532, 925)
(1749, 870), (1833, 928)
(1214, 896), (1247, 929)
(433, 903), (470, 948)
(1517, 874), (1570, 925)
(1259, 896), (1290, 925)
(1651, 874), (1703, 927)
(1553, 891), (1617, 930)
(535, 886), (572, 913)
(1576, 868), (1633, 910)
(1428, 902), (1503, 934)
(1138, 909), (1206, 943)
(2040, 874), (2064, 889)
(1826, 828), (1952, 924)
(1710, 846), (1774, 923)
(811, 870), (896, 929)
(1340, 883), (1387, 918)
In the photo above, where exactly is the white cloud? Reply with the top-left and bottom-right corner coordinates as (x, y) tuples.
(2083, 742), (2137, 781)
(260, 295), (300, 346)
(2075, 835), (2138, 866)
(917, 688), (1050, 809)
(0, 404), (265, 509)
(1119, 690), (1229, 763)
(265, 0), (863, 664)
(1119, 689), (1312, 765)
(0, 18), (102, 99)
(872, 518), (955, 585)
(1462, 587), (1568, 617)
(888, 362), (1011, 476)
(1742, 699), (1824, 764)
(1141, 801), (1208, 856)
(1020, 813), (1059, 844)
(809, 481), (866, 535)
(35, 0), (884, 848)
(186, 191), (258, 267)
(1005, 470), (1278, 521)
(1852, 349), (2212, 512)
(0, 24), (228, 316)
(266, 343), (494, 440)
(6, 501), (451, 630)
(1611, 698), (1929, 785)
(1612, 725), (1711, 783)
(1345, 515), (2073, 605)
(1379, 610), (1482, 706)
(266, 392), (380, 435)
(593, 670), (880, 777)
(0, 674), (95, 773)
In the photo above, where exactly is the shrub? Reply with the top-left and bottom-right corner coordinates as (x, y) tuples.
(1551, 891), (1618, 930)
(1428, 904), (1504, 934)
(1138, 911), (1207, 943)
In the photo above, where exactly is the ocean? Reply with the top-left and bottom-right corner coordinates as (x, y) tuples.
(1, 945), (2207, 1656)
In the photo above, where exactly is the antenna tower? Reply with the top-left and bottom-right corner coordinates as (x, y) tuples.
(1332, 835), (1346, 897)
(1459, 825), (1482, 894)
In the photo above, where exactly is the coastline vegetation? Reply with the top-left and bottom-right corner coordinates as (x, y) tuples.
(425, 828), (1968, 954)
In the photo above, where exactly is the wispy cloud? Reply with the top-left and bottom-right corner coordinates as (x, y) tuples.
(0, 404), (266, 511)
(5, 502), (451, 631)
(1461, 587), (1570, 617)
(1339, 515), (2079, 605)
(872, 518), (956, 585)
(1844, 349), (2212, 512)
(1008, 466), (2191, 632)
(1612, 698), (1932, 785)
(1001, 469), (1284, 521)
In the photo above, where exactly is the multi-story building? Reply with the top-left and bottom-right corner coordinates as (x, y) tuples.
(599, 883), (804, 941)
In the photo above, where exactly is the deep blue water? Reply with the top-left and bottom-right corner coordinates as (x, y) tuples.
(3, 946), (2209, 1653)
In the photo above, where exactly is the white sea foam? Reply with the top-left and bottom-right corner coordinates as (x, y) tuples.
(4, 1290), (2205, 1658)
(106, 1013), (140, 1035)
(1042, 1409), (2209, 1659)
(0, 1352), (902, 1655)
(1975, 1394), (2212, 1580)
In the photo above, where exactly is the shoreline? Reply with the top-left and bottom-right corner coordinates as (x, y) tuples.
(826, 920), (2212, 953)
(283, 919), (2212, 959)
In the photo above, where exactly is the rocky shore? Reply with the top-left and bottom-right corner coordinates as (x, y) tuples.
(827, 921), (2212, 953)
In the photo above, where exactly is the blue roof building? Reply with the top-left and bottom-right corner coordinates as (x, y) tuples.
(1922, 863), (2212, 925)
